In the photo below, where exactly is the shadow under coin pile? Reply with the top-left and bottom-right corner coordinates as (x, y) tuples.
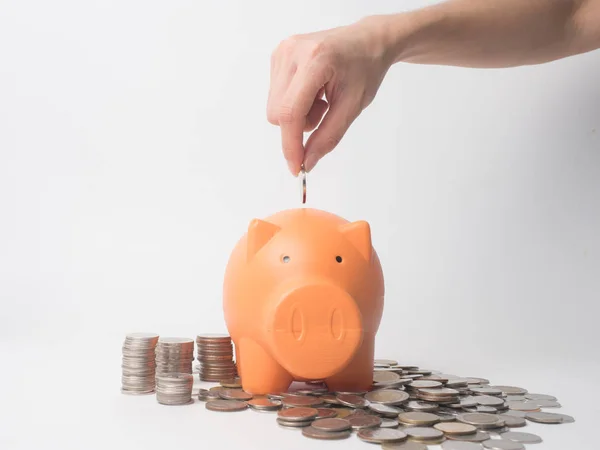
(196, 358), (575, 449)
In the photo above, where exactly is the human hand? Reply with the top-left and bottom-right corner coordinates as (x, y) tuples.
(267, 16), (394, 175)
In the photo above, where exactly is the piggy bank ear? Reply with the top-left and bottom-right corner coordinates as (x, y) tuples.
(247, 218), (281, 261)
(339, 220), (372, 262)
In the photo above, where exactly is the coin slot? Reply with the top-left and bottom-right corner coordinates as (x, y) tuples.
(335, 255), (342, 263)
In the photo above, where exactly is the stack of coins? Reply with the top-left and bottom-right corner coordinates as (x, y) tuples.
(195, 334), (237, 382)
(155, 337), (194, 377)
(156, 373), (194, 405)
(120, 332), (159, 395)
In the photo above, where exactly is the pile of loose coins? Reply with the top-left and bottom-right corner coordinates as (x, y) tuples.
(196, 358), (575, 449)
(195, 334), (237, 382)
(123, 335), (575, 447)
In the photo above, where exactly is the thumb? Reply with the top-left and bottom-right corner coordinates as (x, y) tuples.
(303, 98), (359, 172)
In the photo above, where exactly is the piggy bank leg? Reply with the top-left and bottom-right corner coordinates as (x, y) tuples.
(237, 337), (293, 395)
(324, 334), (375, 392)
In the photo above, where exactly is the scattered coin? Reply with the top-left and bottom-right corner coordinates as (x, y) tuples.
(405, 400), (439, 412)
(525, 411), (566, 424)
(531, 399), (561, 408)
(382, 442), (427, 450)
(470, 387), (503, 396)
(525, 393), (556, 401)
(507, 401), (541, 412)
(358, 428), (408, 444)
(197, 388), (221, 401)
(503, 410), (527, 418)
(277, 418), (312, 428)
(474, 396), (505, 407)
(409, 380), (443, 389)
(277, 407), (318, 421)
(315, 408), (337, 419)
(301, 426), (351, 440)
(336, 393), (369, 408)
(482, 439), (525, 450)
(491, 386), (527, 395)
(406, 427), (445, 443)
(499, 414), (526, 427)
(219, 389), (252, 401)
(247, 397), (282, 411)
(374, 371), (402, 384)
(442, 442), (484, 450)
(434, 422), (478, 435)
(398, 412), (441, 426)
(205, 399), (248, 412)
(501, 431), (542, 443)
(220, 377), (242, 388)
(282, 395), (323, 408)
(375, 359), (399, 366)
(447, 431), (491, 442)
(365, 389), (410, 405)
(465, 378), (490, 385)
(368, 403), (403, 417)
(311, 418), (351, 432)
(348, 414), (382, 429)
(381, 418), (400, 428)
(458, 413), (503, 427)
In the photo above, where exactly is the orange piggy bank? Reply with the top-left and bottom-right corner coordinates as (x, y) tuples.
(222, 208), (384, 394)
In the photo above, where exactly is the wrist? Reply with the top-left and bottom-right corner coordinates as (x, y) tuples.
(360, 9), (444, 65)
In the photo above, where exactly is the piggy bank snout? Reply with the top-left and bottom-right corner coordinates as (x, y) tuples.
(268, 282), (363, 380)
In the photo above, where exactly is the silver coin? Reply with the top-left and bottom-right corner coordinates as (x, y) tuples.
(405, 400), (439, 412)
(382, 442), (427, 450)
(447, 431), (491, 442)
(474, 396), (505, 407)
(525, 411), (566, 424)
(501, 431), (542, 444)
(458, 413), (503, 426)
(368, 402), (403, 417)
(482, 439), (524, 450)
(365, 389), (410, 405)
(398, 412), (441, 426)
(503, 410), (526, 418)
(525, 393), (556, 401)
(300, 164), (306, 204)
(405, 427), (444, 441)
(442, 442), (484, 450)
(381, 418), (400, 428)
(375, 371), (402, 384)
(470, 387), (503, 396)
(531, 399), (561, 408)
(491, 386), (527, 395)
(507, 401), (540, 412)
(409, 380), (443, 389)
(498, 414), (526, 427)
(358, 428), (408, 444)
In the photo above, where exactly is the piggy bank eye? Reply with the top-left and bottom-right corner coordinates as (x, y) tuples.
(335, 255), (343, 263)
(282, 255), (291, 263)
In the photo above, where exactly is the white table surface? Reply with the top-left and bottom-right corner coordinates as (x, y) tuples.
(0, 341), (596, 450)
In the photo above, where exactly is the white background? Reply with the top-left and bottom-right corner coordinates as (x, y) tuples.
(0, 0), (598, 449)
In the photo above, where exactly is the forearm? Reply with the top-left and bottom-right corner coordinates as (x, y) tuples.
(373, 0), (600, 68)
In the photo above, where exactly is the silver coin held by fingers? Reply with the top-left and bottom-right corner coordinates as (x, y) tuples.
(300, 164), (306, 204)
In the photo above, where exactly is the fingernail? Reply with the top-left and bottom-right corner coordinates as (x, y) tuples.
(304, 153), (318, 172)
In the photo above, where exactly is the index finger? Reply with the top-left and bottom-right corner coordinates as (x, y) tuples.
(279, 65), (332, 175)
